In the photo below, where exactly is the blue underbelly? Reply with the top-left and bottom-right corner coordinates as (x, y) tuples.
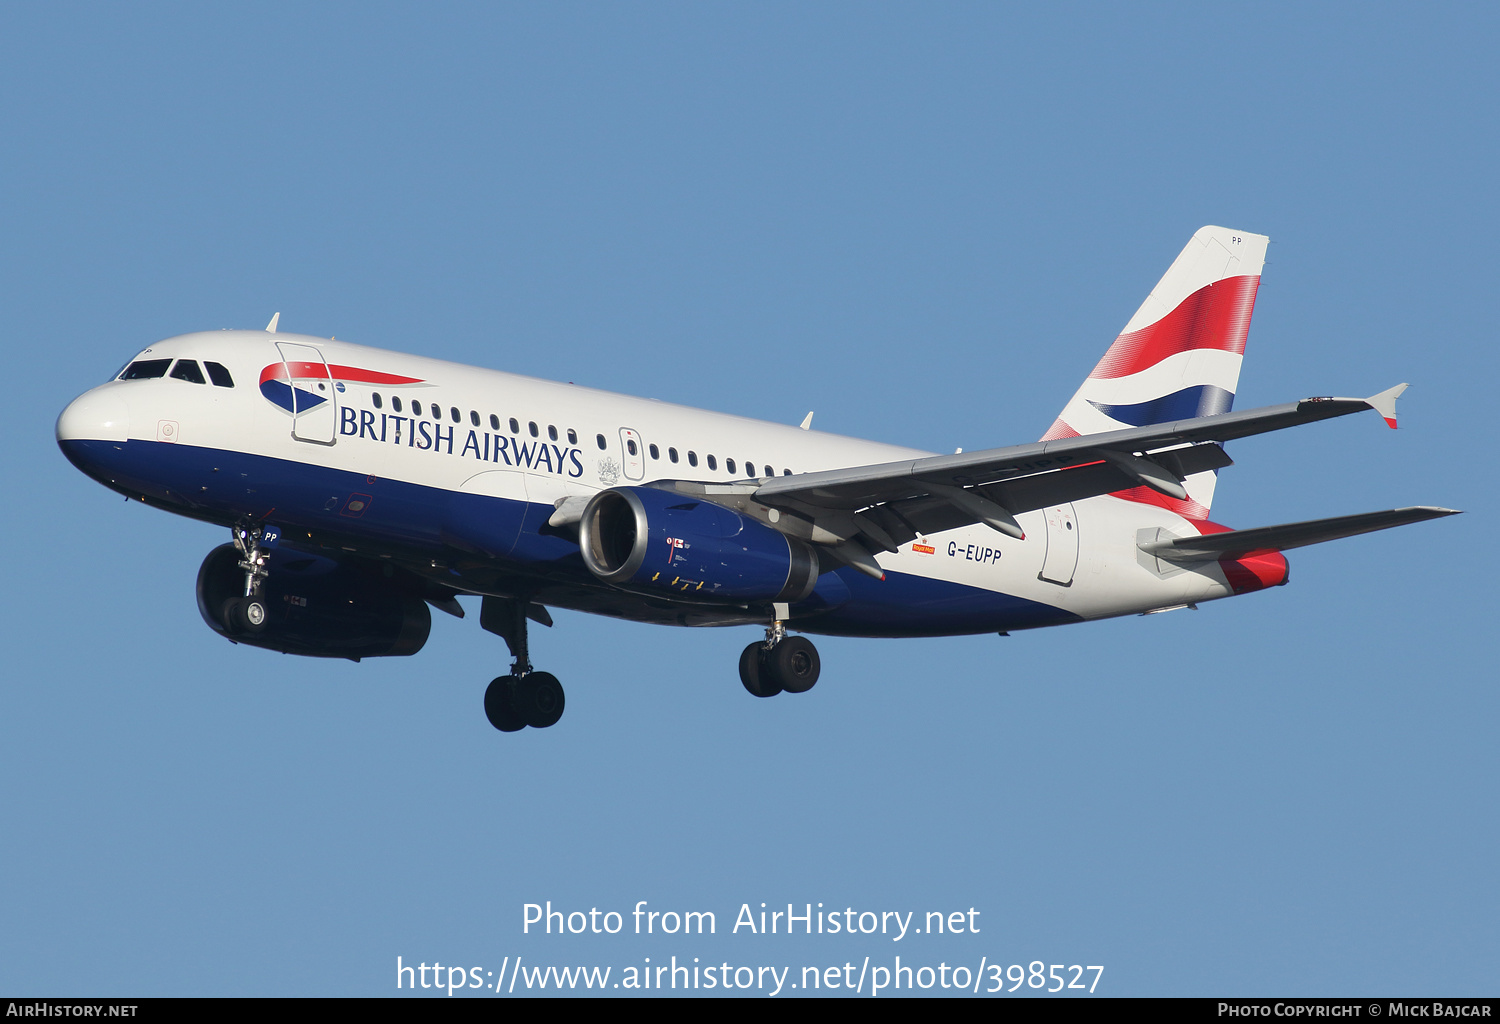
(60, 438), (1079, 637)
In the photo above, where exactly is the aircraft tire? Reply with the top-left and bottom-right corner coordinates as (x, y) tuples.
(222, 596), (268, 636)
(739, 642), (781, 698)
(243, 598), (268, 633)
(767, 635), (819, 694)
(484, 676), (527, 732)
(513, 671), (565, 729)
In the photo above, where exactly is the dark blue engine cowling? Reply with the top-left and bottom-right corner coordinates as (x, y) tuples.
(196, 544), (431, 659)
(579, 487), (818, 603)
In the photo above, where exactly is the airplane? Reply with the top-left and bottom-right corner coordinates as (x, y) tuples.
(56, 226), (1458, 733)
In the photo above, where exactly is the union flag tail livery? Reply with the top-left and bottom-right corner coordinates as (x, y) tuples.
(56, 225), (1457, 735)
(1043, 226), (1269, 519)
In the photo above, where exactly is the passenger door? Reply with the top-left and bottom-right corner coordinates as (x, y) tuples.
(276, 342), (337, 445)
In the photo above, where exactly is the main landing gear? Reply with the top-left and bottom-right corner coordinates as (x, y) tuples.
(481, 596), (565, 732)
(739, 613), (820, 699)
(222, 521), (272, 635)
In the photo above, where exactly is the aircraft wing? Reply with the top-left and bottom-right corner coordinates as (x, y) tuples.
(1138, 506), (1461, 563)
(662, 385), (1411, 576)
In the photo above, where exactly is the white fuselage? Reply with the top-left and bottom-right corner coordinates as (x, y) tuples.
(58, 330), (1251, 637)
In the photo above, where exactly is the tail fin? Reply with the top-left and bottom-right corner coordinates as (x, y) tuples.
(1041, 225), (1270, 518)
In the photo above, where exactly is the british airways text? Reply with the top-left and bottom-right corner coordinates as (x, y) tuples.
(339, 408), (585, 477)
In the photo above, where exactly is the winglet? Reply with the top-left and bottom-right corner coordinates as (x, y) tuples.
(1366, 383), (1408, 429)
(800, 411), (814, 430)
(265, 312), (281, 333)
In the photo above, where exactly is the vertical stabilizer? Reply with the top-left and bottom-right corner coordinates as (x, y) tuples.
(1041, 226), (1269, 517)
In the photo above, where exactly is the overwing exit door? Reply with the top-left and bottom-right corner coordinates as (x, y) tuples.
(619, 428), (645, 480)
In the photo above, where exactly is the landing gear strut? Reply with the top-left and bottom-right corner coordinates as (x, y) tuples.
(481, 596), (565, 732)
(739, 608), (820, 698)
(222, 521), (272, 635)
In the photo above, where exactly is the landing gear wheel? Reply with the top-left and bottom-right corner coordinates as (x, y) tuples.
(739, 642), (781, 698)
(484, 676), (527, 732)
(766, 635), (819, 693)
(479, 596), (565, 732)
(513, 671), (565, 728)
(243, 598), (267, 631)
(222, 596), (268, 635)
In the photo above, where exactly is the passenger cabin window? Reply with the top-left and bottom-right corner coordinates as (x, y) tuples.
(668, 447), (679, 463)
(649, 444), (659, 460)
(528, 421), (538, 437)
(596, 434), (606, 450)
(490, 414), (500, 430)
(726, 458), (736, 475)
(784, 468), (792, 476)
(687, 451), (698, 467)
(393, 396), (403, 413)
(548, 425), (558, 441)
(706, 454), (717, 471)
(746, 463), (756, 477)
(118, 359), (172, 380)
(169, 360), (206, 384)
(450, 407), (460, 423)
(567, 428), (577, 445)
(204, 361), (235, 388)
(470, 410), (480, 426)
(626, 439), (638, 456)
(413, 401), (424, 416)
(510, 418), (520, 434)
(372, 393), (383, 409)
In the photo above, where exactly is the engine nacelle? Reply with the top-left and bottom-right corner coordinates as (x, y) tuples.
(580, 487), (818, 603)
(196, 544), (431, 659)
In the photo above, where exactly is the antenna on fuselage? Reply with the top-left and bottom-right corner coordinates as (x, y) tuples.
(265, 312), (280, 333)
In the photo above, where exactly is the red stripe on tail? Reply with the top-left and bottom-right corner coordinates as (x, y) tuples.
(1089, 275), (1260, 380)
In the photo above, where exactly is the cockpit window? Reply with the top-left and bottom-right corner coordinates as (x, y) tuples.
(169, 359), (206, 384)
(118, 359), (172, 380)
(204, 361), (235, 388)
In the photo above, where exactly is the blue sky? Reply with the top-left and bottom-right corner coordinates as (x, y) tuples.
(2, 3), (1494, 997)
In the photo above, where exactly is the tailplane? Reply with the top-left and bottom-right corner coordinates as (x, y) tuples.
(1140, 506), (1461, 563)
(1042, 225), (1270, 518)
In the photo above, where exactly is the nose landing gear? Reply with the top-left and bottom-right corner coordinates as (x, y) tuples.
(739, 613), (820, 698)
(481, 596), (565, 732)
(222, 521), (273, 635)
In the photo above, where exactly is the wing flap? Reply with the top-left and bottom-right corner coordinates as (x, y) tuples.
(982, 442), (1232, 519)
(885, 462), (1147, 538)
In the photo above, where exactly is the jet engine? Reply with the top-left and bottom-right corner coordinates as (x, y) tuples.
(579, 486), (818, 603)
(196, 544), (431, 659)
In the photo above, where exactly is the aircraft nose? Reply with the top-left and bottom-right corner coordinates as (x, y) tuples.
(57, 386), (130, 443)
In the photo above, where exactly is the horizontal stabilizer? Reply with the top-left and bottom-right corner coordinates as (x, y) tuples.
(1140, 506), (1461, 562)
